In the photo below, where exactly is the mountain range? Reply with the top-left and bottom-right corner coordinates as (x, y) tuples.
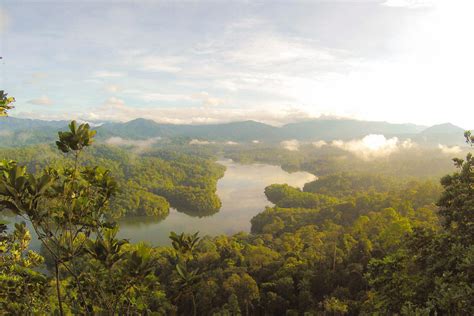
(0, 117), (468, 147)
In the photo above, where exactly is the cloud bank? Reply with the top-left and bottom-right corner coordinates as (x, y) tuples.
(105, 136), (161, 152)
(332, 134), (414, 160)
(281, 139), (300, 151)
(438, 144), (461, 154)
(189, 139), (216, 145)
(312, 140), (328, 148)
(25, 97), (316, 126)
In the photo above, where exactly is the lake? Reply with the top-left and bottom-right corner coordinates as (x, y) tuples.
(2, 160), (316, 248)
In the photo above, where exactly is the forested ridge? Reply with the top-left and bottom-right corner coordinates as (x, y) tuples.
(1, 92), (473, 315)
(0, 143), (225, 219)
(225, 145), (460, 179)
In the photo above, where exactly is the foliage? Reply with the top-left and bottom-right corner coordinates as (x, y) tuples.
(0, 91), (15, 117)
(0, 144), (225, 219)
(366, 147), (474, 315)
(0, 118), (173, 314)
(1, 92), (472, 314)
(0, 222), (48, 313)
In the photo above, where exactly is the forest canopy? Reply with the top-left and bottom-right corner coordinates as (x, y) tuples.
(0, 95), (473, 315)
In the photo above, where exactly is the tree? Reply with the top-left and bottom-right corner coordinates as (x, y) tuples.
(438, 151), (474, 241)
(169, 232), (202, 315)
(223, 273), (259, 316)
(0, 90), (15, 116)
(0, 222), (48, 313)
(0, 120), (118, 314)
(367, 134), (474, 314)
(465, 130), (474, 145)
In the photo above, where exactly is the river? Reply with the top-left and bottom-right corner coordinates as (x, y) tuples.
(2, 160), (316, 248)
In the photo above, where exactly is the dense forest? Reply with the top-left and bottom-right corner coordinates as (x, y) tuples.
(225, 144), (460, 179)
(0, 143), (225, 219)
(1, 93), (474, 315)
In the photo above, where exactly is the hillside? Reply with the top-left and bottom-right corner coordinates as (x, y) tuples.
(0, 117), (468, 147)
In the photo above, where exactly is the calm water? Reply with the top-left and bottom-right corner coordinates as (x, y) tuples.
(2, 160), (316, 248)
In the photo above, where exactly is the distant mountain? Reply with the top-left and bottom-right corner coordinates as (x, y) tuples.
(415, 123), (467, 145)
(98, 118), (174, 139)
(97, 119), (279, 142)
(419, 123), (465, 135)
(0, 117), (69, 147)
(171, 120), (279, 141)
(0, 117), (69, 131)
(278, 119), (425, 141)
(0, 117), (468, 147)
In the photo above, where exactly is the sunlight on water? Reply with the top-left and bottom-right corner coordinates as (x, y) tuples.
(1, 160), (316, 248)
(116, 160), (316, 245)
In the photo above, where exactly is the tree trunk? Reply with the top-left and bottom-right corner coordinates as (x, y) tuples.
(55, 261), (64, 316)
(192, 293), (197, 316)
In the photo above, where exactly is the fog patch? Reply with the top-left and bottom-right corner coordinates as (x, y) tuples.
(189, 139), (216, 145)
(105, 136), (161, 152)
(281, 139), (300, 151)
(438, 144), (462, 155)
(332, 134), (414, 160)
(312, 140), (327, 148)
(77, 120), (103, 128)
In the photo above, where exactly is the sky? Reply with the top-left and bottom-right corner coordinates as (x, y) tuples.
(0, 0), (473, 128)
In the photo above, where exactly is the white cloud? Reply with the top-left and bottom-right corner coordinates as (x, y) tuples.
(438, 144), (462, 154)
(102, 97), (127, 110)
(192, 91), (224, 107)
(7, 1), (474, 129)
(105, 136), (160, 152)
(252, 140), (260, 144)
(281, 139), (300, 151)
(27, 96), (52, 106)
(66, 97), (316, 125)
(225, 141), (239, 145)
(312, 140), (327, 148)
(189, 139), (215, 145)
(93, 71), (124, 78)
(331, 134), (415, 160)
(401, 139), (415, 149)
(226, 34), (336, 67)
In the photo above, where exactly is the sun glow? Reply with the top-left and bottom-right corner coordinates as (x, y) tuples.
(290, 0), (474, 129)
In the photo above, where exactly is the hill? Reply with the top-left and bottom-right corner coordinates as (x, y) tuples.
(415, 123), (467, 145)
(0, 117), (468, 147)
(278, 119), (425, 141)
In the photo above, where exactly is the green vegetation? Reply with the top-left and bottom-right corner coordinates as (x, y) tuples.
(0, 91), (15, 117)
(226, 144), (460, 179)
(0, 95), (473, 314)
(0, 143), (225, 220)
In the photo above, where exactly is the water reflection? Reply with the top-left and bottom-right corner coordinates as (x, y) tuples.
(173, 206), (220, 218)
(3, 160), (316, 248)
(116, 160), (316, 245)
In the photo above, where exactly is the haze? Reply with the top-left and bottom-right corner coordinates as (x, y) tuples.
(0, 0), (472, 128)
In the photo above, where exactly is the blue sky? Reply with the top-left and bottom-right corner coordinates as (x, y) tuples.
(0, 0), (472, 128)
